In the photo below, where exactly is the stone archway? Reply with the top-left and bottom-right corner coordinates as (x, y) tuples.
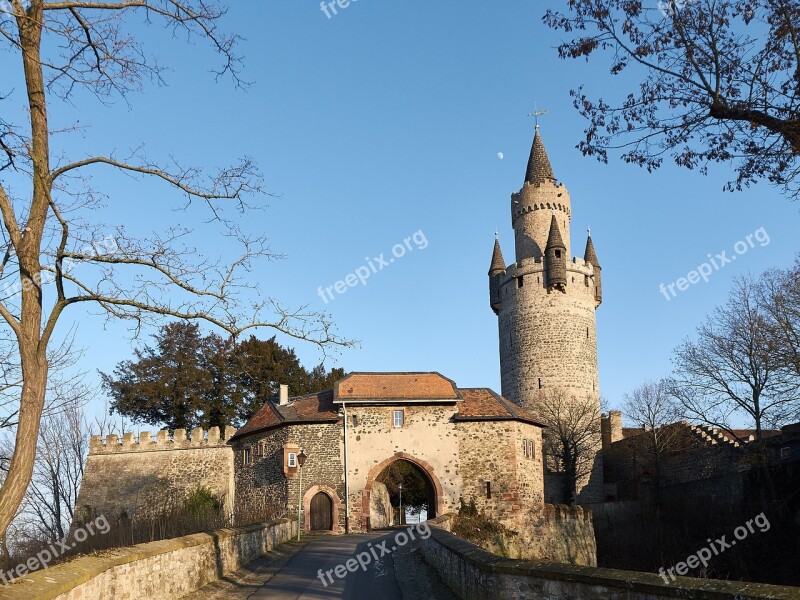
(362, 452), (444, 530)
(302, 485), (341, 533)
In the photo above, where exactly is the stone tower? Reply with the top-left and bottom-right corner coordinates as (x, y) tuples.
(489, 125), (604, 504)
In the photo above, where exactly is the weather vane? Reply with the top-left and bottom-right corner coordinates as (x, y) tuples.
(527, 99), (549, 129)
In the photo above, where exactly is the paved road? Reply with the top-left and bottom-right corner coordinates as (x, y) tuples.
(248, 530), (456, 600)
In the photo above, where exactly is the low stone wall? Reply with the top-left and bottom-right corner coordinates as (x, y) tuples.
(421, 515), (800, 600)
(523, 504), (596, 566)
(3, 518), (296, 600)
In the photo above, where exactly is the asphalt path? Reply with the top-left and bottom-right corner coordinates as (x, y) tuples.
(249, 530), (455, 599)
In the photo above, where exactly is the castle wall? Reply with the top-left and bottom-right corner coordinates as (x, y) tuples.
(73, 427), (236, 527)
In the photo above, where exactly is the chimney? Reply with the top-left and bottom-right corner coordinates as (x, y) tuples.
(279, 384), (289, 406)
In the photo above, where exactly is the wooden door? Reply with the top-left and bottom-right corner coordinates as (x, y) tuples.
(310, 492), (332, 530)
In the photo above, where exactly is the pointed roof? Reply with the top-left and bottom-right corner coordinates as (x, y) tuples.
(524, 128), (557, 186)
(545, 214), (566, 250)
(584, 234), (601, 268)
(489, 237), (506, 275)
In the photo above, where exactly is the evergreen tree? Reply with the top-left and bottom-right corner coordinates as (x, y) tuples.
(102, 324), (343, 430)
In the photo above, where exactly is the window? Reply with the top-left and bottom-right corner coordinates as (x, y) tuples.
(538, 378), (542, 389)
(517, 276), (523, 288)
(244, 448), (252, 466)
(523, 439), (534, 460)
(351, 415), (358, 427)
(287, 452), (297, 468)
(781, 447), (791, 460)
(486, 481), (492, 499)
(555, 250), (561, 258)
(393, 410), (404, 428)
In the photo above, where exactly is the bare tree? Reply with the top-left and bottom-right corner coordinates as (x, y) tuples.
(533, 388), (602, 505)
(669, 275), (800, 441)
(759, 256), (800, 377)
(543, 0), (800, 198)
(0, 0), (351, 540)
(622, 379), (682, 485)
(24, 401), (89, 542)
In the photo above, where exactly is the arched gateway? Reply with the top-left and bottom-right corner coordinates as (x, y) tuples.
(363, 452), (444, 529)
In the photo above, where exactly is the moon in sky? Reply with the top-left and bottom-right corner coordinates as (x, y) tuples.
(497, 152), (504, 160)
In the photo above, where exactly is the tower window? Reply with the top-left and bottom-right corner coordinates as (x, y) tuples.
(555, 250), (562, 258)
(587, 327), (589, 339)
(486, 481), (492, 499)
(517, 276), (523, 288)
(538, 378), (542, 390)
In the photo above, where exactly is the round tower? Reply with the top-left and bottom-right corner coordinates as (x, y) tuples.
(488, 126), (604, 504)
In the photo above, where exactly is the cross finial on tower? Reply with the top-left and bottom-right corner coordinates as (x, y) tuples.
(527, 99), (549, 129)
(587, 225), (591, 237)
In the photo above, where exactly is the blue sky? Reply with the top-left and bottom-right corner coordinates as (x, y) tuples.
(3, 0), (799, 423)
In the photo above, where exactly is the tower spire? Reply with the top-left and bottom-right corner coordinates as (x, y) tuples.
(489, 237), (506, 275)
(524, 128), (557, 187)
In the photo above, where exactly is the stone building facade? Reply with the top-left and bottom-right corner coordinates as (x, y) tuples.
(489, 125), (604, 504)
(229, 373), (545, 532)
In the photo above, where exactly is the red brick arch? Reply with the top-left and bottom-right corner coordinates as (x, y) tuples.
(362, 452), (444, 529)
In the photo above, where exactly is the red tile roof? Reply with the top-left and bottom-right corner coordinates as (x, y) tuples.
(231, 390), (338, 440)
(334, 372), (459, 401)
(232, 375), (545, 441)
(455, 388), (545, 427)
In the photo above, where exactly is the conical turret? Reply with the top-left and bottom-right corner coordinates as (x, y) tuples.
(488, 236), (506, 314)
(489, 237), (506, 275)
(545, 214), (567, 291)
(584, 231), (602, 306)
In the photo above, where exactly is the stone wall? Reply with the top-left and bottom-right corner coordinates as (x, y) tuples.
(4, 519), (296, 600)
(231, 426), (289, 522)
(420, 516), (800, 600)
(73, 426), (236, 528)
(287, 423), (345, 530)
(457, 420), (543, 524)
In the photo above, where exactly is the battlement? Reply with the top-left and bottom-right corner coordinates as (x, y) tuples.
(89, 426), (237, 455)
(502, 256), (595, 282)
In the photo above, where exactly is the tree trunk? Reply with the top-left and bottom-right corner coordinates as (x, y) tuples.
(0, 2), (52, 540)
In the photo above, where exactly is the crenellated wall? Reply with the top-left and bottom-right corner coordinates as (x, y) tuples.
(72, 426), (237, 529)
